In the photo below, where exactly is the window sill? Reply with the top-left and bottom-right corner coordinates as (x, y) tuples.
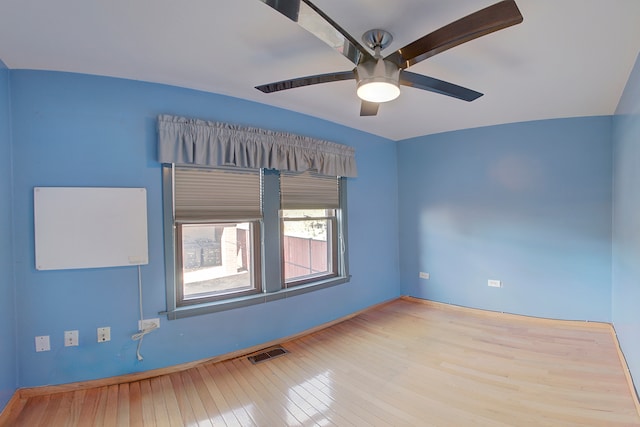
(162, 275), (350, 320)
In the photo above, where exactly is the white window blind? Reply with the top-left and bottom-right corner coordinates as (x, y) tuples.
(174, 167), (261, 221)
(280, 171), (339, 210)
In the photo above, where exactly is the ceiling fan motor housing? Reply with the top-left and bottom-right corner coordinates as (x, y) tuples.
(355, 58), (401, 103)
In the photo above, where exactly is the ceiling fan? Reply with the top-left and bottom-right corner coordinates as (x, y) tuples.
(255, 0), (523, 116)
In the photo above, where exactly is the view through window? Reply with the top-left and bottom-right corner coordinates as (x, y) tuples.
(180, 222), (256, 300)
(281, 209), (337, 285)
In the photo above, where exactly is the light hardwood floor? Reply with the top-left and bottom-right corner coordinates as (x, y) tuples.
(2, 297), (639, 426)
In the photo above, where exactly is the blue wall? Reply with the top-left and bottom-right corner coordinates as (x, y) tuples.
(612, 52), (640, 394)
(397, 117), (613, 321)
(0, 60), (17, 412)
(8, 70), (400, 388)
(3, 62), (638, 404)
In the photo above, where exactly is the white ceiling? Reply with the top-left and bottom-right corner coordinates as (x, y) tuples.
(1, 0), (639, 141)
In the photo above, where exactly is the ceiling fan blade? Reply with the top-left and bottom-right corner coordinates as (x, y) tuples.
(360, 101), (379, 116)
(400, 71), (483, 102)
(258, 0), (372, 65)
(386, 0), (523, 69)
(256, 70), (355, 93)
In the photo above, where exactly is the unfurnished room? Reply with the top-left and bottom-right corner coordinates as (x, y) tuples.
(1, 0), (640, 425)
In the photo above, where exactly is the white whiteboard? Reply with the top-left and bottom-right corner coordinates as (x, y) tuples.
(34, 187), (149, 270)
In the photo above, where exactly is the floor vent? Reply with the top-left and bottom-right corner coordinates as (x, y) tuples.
(247, 346), (289, 364)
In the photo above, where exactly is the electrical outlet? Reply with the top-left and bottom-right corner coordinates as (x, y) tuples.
(138, 318), (160, 331)
(419, 272), (430, 279)
(488, 279), (502, 288)
(35, 335), (50, 352)
(64, 330), (79, 347)
(97, 327), (111, 342)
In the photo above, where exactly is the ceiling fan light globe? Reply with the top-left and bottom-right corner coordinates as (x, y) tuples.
(357, 80), (400, 103)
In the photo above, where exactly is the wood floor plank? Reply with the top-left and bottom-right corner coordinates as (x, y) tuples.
(225, 358), (294, 425)
(116, 383), (131, 427)
(216, 358), (285, 426)
(13, 394), (50, 427)
(254, 359), (333, 425)
(168, 372), (197, 426)
(176, 370), (214, 427)
(149, 376), (171, 426)
(247, 356), (325, 425)
(127, 381), (143, 427)
(66, 389), (87, 426)
(297, 331), (452, 426)
(0, 396), (28, 427)
(204, 361), (257, 426)
(41, 393), (61, 424)
(186, 367), (225, 425)
(195, 365), (242, 426)
(266, 355), (351, 425)
(49, 391), (74, 426)
(103, 384), (120, 427)
(75, 385), (101, 426)
(92, 386), (110, 426)
(278, 345), (389, 426)
(158, 374), (185, 427)
(138, 380), (156, 426)
(5, 299), (640, 426)
(228, 357), (308, 425)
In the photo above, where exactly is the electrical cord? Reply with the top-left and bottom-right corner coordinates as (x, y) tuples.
(131, 324), (158, 361)
(130, 265), (157, 361)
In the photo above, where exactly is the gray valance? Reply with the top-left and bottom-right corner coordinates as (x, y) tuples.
(157, 115), (357, 177)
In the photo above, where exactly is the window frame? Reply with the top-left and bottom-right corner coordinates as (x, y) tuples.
(161, 165), (350, 320)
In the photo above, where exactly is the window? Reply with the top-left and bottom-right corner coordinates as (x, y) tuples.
(163, 165), (349, 319)
(164, 166), (262, 309)
(280, 172), (341, 287)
